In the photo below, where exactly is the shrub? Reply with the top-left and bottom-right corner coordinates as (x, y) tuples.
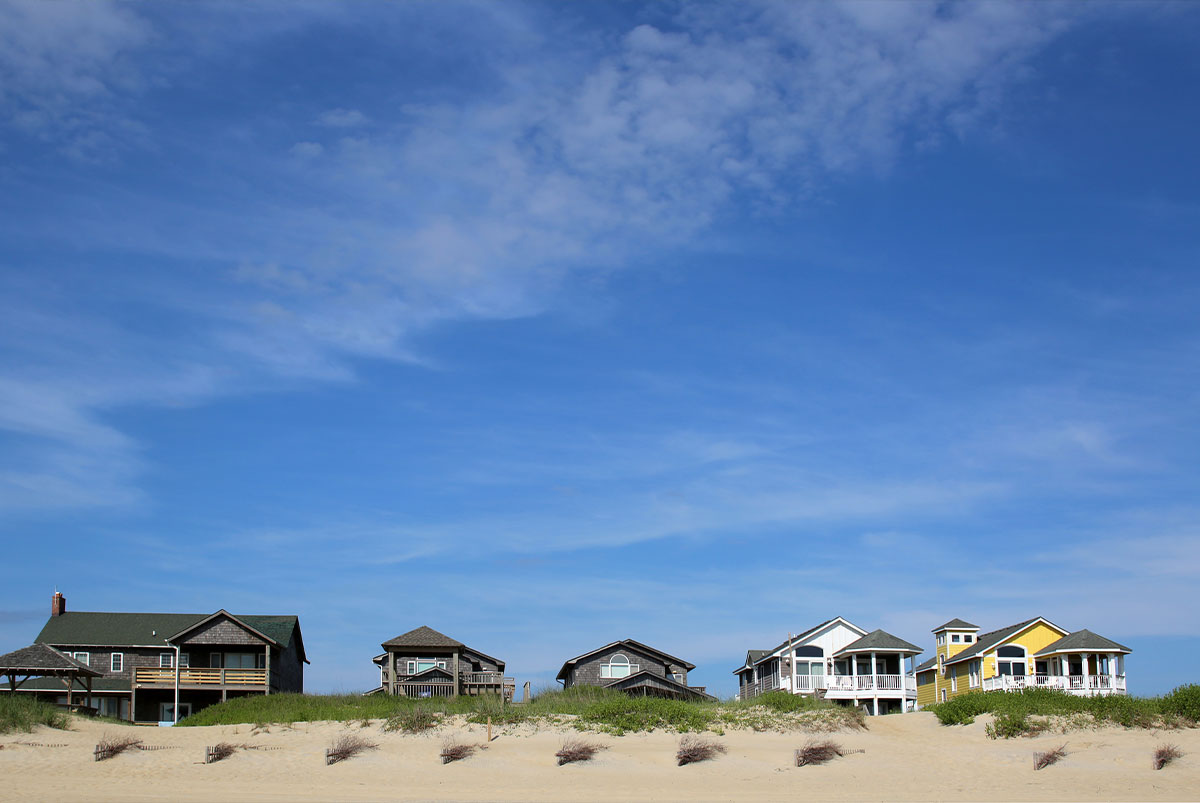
(556, 738), (603, 765)
(1033, 744), (1067, 770)
(1154, 744), (1183, 771)
(676, 734), (726, 766)
(382, 707), (439, 734)
(578, 697), (714, 735)
(325, 733), (377, 765)
(1161, 685), (1200, 723)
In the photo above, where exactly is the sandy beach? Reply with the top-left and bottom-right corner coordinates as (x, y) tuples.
(1, 712), (1196, 802)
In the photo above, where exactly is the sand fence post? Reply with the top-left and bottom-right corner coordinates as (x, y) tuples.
(487, 717), (492, 743)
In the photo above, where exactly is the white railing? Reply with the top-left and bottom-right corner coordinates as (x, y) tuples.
(462, 672), (514, 686)
(793, 674), (826, 692)
(983, 675), (1126, 694)
(824, 675), (909, 693)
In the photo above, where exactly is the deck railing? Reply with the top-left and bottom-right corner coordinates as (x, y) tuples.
(134, 667), (266, 686)
(982, 674), (1126, 693)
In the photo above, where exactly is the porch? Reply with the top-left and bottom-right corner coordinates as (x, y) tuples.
(982, 673), (1126, 694)
(134, 667), (267, 687)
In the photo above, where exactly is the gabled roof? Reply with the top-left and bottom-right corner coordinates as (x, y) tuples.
(933, 618), (979, 632)
(557, 639), (695, 681)
(35, 611), (306, 662)
(945, 617), (1067, 666)
(834, 629), (922, 656)
(165, 610), (280, 647)
(0, 643), (101, 676)
(758, 617), (868, 665)
(914, 655), (937, 673)
(1035, 629), (1132, 656)
(603, 670), (717, 702)
(382, 626), (465, 649)
(733, 649), (770, 674)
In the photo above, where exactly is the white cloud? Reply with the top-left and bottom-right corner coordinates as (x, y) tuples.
(289, 141), (323, 158)
(315, 108), (367, 128)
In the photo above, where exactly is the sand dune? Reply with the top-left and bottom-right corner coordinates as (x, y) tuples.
(1, 712), (1196, 801)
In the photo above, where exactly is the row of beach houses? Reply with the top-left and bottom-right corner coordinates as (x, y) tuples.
(0, 592), (1130, 723)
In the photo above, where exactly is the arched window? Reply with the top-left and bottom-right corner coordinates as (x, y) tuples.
(996, 645), (1026, 676)
(601, 653), (639, 679)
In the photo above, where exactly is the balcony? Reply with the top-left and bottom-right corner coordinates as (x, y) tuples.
(134, 667), (267, 687)
(823, 674), (917, 697)
(981, 674), (1126, 695)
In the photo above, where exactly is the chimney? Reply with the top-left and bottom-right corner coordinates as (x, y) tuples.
(51, 591), (66, 617)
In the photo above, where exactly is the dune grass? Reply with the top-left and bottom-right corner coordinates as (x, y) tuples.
(927, 685), (1200, 737)
(0, 696), (71, 734)
(177, 685), (866, 735)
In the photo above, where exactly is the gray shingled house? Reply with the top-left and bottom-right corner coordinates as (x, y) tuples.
(0, 592), (307, 723)
(370, 625), (514, 700)
(556, 639), (715, 701)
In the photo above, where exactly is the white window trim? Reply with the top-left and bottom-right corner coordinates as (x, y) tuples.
(406, 659), (448, 674)
(599, 654), (639, 679)
(159, 652), (174, 668)
(950, 669), (957, 692)
(179, 653), (190, 668)
(73, 652), (90, 666)
(111, 653), (123, 673)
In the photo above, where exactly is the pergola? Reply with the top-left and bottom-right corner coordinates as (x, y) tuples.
(0, 643), (103, 711)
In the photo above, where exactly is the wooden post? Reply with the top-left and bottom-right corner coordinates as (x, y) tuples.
(265, 644), (272, 695)
(487, 716), (492, 743)
(523, 681), (530, 703)
(452, 649), (460, 697)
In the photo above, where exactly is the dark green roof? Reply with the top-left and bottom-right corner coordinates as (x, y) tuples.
(945, 617), (1065, 666)
(933, 618), (978, 632)
(1035, 629), (1132, 656)
(35, 611), (303, 660)
(835, 629), (922, 655)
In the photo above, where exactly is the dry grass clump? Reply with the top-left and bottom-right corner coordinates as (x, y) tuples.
(794, 739), (862, 766)
(325, 733), (378, 765)
(441, 740), (477, 764)
(676, 734), (726, 766)
(94, 734), (142, 761)
(1154, 744), (1183, 770)
(206, 742), (241, 763)
(556, 738), (604, 765)
(1033, 744), (1068, 770)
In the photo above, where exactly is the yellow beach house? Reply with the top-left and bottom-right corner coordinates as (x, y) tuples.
(915, 617), (1131, 707)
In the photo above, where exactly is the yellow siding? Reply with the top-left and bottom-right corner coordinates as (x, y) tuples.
(977, 621), (1068, 681)
(916, 672), (936, 707)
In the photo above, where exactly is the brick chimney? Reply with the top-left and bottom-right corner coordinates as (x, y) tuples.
(51, 591), (66, 617)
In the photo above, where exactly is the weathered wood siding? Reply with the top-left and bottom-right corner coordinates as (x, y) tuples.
(179, 617), (266, 647)
(565, 644), (688, 688)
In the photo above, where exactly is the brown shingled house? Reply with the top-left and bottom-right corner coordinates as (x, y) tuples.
(370, 625), (514, 700)
(0, 592), (307, 723)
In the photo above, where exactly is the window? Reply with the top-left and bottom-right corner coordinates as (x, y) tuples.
(938, 654), (945, 675)
(72, 652), (90, 666)
(963, 635), (973, 643)
(111, 653), (123, 673)
(673, 672), (685, 683)
(159, 653), (174, 668)
(223, 653), (265, 669)
(179, 653), (190, 668)
(951, 635), (960, 643)
(600, 653), (639, 679)
(940, 689), (947, 703)
(406, 659), (447, 674)
(969, 660), (980, 688)
(950, 669), (958, 692)
(996, 645), (1027, 676)
(937, 634), (945, 645)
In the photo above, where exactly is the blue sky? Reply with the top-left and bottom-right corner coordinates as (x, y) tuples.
(1, 1), (1198, 697)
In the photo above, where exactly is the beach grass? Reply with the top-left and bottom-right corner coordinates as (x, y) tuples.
(177, 686), (865, 735)
(0, 696), (71, 734)
(928, 684), (1200, 737)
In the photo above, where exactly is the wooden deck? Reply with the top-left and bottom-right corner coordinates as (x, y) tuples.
(133, 667), (267, 686)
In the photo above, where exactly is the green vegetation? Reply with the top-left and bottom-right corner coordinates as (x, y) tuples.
(0, 696), (71, 733)
(927, 685), (1200, 738)
(178, 686), (869, 735)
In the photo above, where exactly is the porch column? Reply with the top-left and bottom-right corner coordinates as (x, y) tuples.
(1108, 653), (1116, 692)
(265, 644), (271, 695)
(1080, 652), (1090, 693)
(452, 649), (460, 696)
(870, 652), (878, 716)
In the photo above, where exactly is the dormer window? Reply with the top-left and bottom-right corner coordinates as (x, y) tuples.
(951, 635), (960, 643)
(600, 653), (639, 679)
